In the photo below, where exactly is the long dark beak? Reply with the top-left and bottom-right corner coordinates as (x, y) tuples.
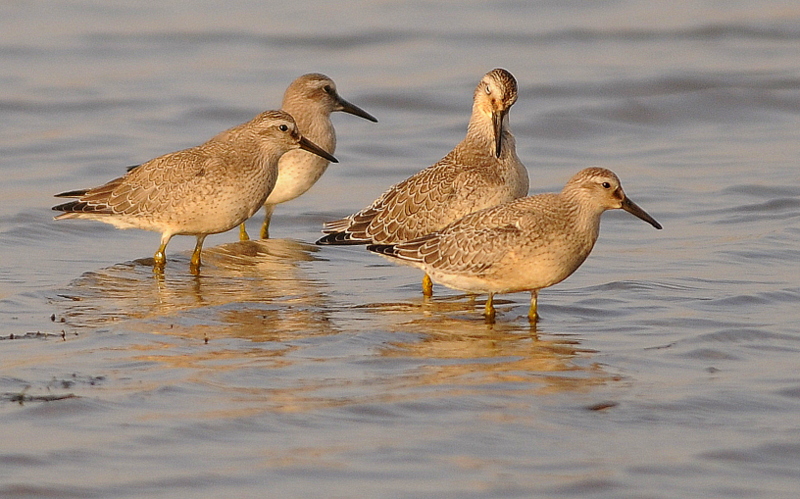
(492, 108), (506, 158)
(298, 136), (338, 163)
(622, 197), (662, 229)
(336, 96), (378, 123)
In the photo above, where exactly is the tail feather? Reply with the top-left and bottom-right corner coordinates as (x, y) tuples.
(54, 189), (89, 198)
(53, 175), (125, 214)
(52, 200), (113, 215)
(315, 232), (372, 245)
(366, 243), (398, 256)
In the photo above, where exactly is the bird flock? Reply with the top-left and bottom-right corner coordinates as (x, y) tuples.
(53, 69), (661, 323)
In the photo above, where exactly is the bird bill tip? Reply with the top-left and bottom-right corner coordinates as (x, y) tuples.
(339, 99), (378, 123)
(298, 136), (338, 163)
(622, 197), (662, 230)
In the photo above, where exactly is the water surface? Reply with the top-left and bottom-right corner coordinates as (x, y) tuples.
(1, 1), (799, 497)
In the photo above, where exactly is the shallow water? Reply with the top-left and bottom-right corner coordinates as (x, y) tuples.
(2, 1), (800, 497)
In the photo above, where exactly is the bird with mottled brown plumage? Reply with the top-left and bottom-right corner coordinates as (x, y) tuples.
(53, 110), (336, 274)
(317, 68), (529, 296)
(368, 168), (661, 323)
(238, 73), (377, 240)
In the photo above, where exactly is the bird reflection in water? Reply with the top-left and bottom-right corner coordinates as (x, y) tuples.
(56, 238), (338, 342)
(374, 307), (614, 395)
(53, 241), (614, 414)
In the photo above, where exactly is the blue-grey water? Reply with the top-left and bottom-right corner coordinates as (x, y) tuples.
(2, 1), (800, 497)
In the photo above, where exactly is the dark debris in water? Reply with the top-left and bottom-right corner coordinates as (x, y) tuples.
(55, 373), (106, 389)
(0, 331), (76, 341)
(586, 401), (619, 411)
(2, 374), (104, 405)
(0, 331), (62, 340)
(56, 294), (83, 301)
(1, 392), (77, 405)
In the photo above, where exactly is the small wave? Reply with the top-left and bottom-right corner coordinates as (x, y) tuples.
(468, 23), (800, 45)
(713, 198), (800, 224)
(701, 441), (800, 472)
(525, 73), (800, 100)
(0, 97), (147, 115)
(722, 184), (800, 198)
(688, 327), (800, 344)
(84, 29), (413, 50)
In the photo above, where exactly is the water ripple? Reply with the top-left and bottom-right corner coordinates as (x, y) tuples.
(83, 30), (413, 50)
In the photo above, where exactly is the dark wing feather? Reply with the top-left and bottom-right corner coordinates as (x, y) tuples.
(54, 189), (90, 198)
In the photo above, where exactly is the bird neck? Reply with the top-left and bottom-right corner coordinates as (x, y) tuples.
(280, 104), (335, 151)
(464, 109), (515, 160)
(561, 190), (605, 244)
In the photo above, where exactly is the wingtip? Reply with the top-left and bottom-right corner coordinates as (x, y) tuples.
(54, 189), (89, 198)
(315, 234), (336, 245)
(52, 200), (78, 212)
(315, 232), (348, 245)
(315, 232), (372, 246)
(51, 200), (112, 215)
(366, 243), (397, 256)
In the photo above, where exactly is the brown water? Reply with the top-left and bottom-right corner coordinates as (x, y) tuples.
(2, 1), (800, 497)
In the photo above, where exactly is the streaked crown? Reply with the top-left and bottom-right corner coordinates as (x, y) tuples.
(480, 68), (518, 109)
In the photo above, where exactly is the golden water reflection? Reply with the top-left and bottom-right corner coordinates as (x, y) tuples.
(54, 240), (613, 416)
(381, 314), (614, 395)
(57, 238), (338, 341)
(107, 309), (613, 419)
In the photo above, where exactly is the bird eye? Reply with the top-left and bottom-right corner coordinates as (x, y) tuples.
(602, 182), (611, 189)
(485, 85), (492, 94)
(278, 124), (288, 132)
(323, 85), (333, 94)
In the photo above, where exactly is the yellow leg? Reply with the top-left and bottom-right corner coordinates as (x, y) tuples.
(484, 293), (496, 323)
(260, 204), (275, 240)
(153, 235), (171, 274)
(422, 273), (433, 297)
(153, 245), (167, 267)
(528, 290), (539, 323)
(189, 235), (207, 275)
(239, 223), (250, 241)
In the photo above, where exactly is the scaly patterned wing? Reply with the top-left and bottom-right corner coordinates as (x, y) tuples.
(54, 147), (224, 217)
(379, 194), (566, 276)
(322, 153), (490, 244)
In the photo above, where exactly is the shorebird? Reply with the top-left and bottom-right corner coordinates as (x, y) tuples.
(238, 73), (377, 240)
(317, 68), (529, 297)
(367, 168), (661, 323)
(53, 110), (337, 274)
